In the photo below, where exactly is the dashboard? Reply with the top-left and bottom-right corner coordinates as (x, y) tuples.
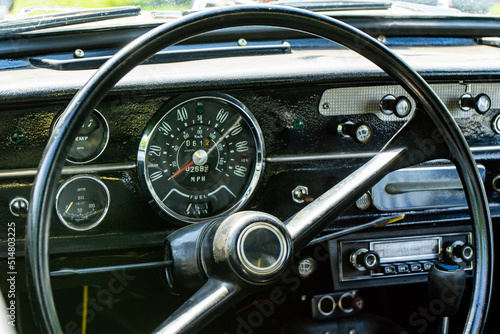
(1, 20), (500, 333)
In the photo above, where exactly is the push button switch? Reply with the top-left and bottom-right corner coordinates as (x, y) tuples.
(395, 263), (409, 273)
(422, 262), (434, 271)
(409, 263), (423, 272)
(379, 265), (396, 275)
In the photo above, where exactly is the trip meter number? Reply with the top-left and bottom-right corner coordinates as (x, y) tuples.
(138, 93), (264, 223)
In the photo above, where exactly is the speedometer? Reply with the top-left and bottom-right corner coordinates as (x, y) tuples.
(137, 93), (264, 223)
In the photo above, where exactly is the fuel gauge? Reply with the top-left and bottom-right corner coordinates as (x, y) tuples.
(55, 175), (110, 231)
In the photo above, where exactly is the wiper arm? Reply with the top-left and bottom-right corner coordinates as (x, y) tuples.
(271, 0), (392, 12)
(0, 6), (141, 38)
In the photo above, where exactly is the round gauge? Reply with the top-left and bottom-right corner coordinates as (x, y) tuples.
(137, 93), (264, 223)
(55, 175), (110, 231)
(54, 109), (109, 164)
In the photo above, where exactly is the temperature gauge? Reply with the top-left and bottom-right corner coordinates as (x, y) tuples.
(53, 109), (109, 164)
(55, 175), (110, 231)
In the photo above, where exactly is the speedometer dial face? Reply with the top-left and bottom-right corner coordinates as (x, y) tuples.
(138, 93), (264, 223)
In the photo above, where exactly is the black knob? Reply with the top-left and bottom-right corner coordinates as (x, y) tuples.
(350, 249), (380, 271)
(360, 251), (380, 270)
(446, 241), (474, 263)
(459, 93), (491, 114)
(351, 250), (380, 270)
(452, 242), (474, 263)
(428, 262), (466, 317)
(380, 95), (412, 118)
(337, 121), (373, 143)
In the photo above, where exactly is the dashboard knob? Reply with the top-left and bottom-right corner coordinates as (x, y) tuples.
(379, 95), (412, 118)
(350, 248), (380, 271)
(459, 93), (491, 113)
(337, 121), (373, 143)
(446, 241), (474, 263)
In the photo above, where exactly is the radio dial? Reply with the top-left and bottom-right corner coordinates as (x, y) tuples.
(446, 241), (474, 263)
(350, 249), (380, 271)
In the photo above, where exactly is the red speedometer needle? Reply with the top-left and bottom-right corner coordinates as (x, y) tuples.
(170, 160), (194, 180)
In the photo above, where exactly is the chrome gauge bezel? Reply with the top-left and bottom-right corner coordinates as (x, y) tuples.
(53, 109), (110, 164)
(55, 175), (111, 231)
(137, 92), (265, 224)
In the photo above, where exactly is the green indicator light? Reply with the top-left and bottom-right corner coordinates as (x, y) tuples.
(293, 119), (304, 130)
(10, 130), (25, 143)
(196, 106), (205, 115)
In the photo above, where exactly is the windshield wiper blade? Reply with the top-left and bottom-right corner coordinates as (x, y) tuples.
(0, 6), (141, 38)
(272, 0), (392, 12)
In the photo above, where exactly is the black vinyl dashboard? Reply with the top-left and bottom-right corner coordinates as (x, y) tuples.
(1, 16), (500, 333)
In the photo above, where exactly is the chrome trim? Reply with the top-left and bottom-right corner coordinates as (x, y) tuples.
(371, 164), (486, 211)
(137, 93), (265, 224)
(338, 292), (356, 313)
(493, 114), (500, 135)
(317, 295), (336, 316)
(9, 197), (29, 217)
(459, 93), (473, 111)
(350, 248), (369, 272)
(471, 145), (500, 153)
(0, 162), (136, 179)
(266, 151), (378, 163)
(493, 175), (500, 192)
(50, 261), (171, 277)
(446, 240), (466, 263)
(55, 175), (110, 231)
(266, 146), (500, 163)
(236, 222), (287, 276)
(1, 146), (496, 180)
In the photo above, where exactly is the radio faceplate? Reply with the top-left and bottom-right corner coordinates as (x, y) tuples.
(329, 226), (473, 291)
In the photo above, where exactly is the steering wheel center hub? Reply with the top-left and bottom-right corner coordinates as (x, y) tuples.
(237, 222), (287, 275)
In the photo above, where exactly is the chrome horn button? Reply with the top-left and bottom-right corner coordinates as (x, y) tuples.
(207, 211), (293, 285)
(237, 223), (287, 276)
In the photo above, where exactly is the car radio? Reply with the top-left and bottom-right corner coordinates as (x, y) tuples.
(329, 226), (473, 291)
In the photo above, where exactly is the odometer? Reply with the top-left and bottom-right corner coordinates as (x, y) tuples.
(138, 93), (264, 223)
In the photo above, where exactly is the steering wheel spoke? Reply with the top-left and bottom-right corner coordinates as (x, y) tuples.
(382, 107), (452, 168)
(286, 107), (454, 249)
(285, 148), (407, 249)
(153, 279), (239, 334)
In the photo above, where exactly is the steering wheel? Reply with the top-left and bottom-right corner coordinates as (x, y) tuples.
(26, 5), (492, 334)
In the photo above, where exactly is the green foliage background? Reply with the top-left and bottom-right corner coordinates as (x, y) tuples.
(11, 0), (189, 14)
(8, 0), (500, 16)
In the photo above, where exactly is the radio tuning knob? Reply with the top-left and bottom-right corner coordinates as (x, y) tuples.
(379, 95), (412, 118)
(337, 121), (373, 144)
(459, 93), (491, 114)
(350, 248), (380, 271)
(446, 241), (474, 263)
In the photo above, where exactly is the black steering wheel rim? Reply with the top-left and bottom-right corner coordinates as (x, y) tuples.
(26, 5), (493, 333)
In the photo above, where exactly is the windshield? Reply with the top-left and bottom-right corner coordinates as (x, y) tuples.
(0, 0), (499, 26)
